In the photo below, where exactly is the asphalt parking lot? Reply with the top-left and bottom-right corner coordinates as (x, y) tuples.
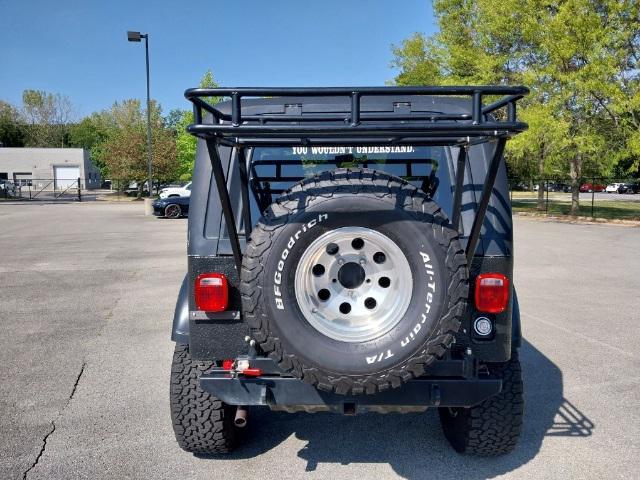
(1, 202), (639, 480)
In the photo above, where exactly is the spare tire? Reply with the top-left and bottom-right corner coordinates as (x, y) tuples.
(240, 169), (468, 395)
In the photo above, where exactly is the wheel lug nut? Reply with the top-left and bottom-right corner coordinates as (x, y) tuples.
(338, 258), (344, 265)
(359, 258), (366, 265)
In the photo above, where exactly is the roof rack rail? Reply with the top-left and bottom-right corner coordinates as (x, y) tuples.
(184, 86), (529, 273)
(184, 86), (528, 147)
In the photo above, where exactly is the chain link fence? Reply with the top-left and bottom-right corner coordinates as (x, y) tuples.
(1, 178), (85, 202)
(508, 177), (640, 219)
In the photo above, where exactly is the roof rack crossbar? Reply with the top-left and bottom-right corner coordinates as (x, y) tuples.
(211, 113), (473, 123)
(186, 122), (525, 138)
(215, 137), (498, 148)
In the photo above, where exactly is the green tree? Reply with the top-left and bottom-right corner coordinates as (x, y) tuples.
(21, 89), (74, 147)
(0, 101), (25, 147)
(508, 103), (571, 209)
(172, 69), (221, 180)
(68, 111), (114, 175)
(100, 100), (178, 196)
(165, 108), (184, 133)
(174, 111), (197, 180)
(68, 112), (112, 150)
(392, 0), (640, 215)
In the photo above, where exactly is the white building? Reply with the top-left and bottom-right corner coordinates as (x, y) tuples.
(0, 148), (101, 190)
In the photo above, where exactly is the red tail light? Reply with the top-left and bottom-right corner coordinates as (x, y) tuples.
(475, 273), (509, 313)
(222, 359), (234, 371)
(195, 273), (228, 312)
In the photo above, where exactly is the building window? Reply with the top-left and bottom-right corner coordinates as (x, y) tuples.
(14, 173), (32, 186)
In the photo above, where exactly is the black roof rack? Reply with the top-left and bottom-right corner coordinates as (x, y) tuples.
(184, 86), (529, 274)
(184, 86), (528, 147)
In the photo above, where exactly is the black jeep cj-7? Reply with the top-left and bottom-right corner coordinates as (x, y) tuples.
(169, 86), (528, 456)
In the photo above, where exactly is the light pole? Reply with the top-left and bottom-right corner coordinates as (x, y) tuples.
(127, 30), (153, 197)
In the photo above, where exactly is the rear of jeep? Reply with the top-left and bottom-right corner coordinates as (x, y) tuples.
(169, 86), (527, 456)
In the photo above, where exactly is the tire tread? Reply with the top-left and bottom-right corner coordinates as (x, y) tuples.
(169, 343), (237, 454)
(439, 353), (524, 456)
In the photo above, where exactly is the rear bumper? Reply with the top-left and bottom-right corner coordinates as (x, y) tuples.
(200, 373), (501, 411)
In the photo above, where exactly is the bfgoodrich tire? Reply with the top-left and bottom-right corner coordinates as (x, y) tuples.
(169, 343), (239, 454)
(438, 352), (524, 456)
(240, 169), (468, 395)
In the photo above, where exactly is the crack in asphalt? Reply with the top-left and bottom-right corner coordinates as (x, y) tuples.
(20, 275), (129, 480)
(22, 361), (86, 480)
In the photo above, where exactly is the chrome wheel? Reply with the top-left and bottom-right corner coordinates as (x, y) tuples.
(165, 204), (181, 218)
(295, 226), (413, 343)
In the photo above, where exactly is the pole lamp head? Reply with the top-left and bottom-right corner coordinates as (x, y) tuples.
(127, 31), (142, 42)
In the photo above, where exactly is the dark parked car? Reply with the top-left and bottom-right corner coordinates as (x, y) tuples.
(152, 196), (189, 218)
(511, 182), (530, 191)
(546, 182), (571, 192)
(618, 183), (639, 194)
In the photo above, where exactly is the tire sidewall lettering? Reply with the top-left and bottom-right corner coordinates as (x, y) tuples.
(273, 213), (328, 310)
(397, 251), (438, 352)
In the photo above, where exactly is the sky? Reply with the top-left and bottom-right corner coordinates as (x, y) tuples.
(0, 0), (437, 118)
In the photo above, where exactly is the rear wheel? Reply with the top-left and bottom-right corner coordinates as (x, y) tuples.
(438, 352), (524, 456)
(169, 343), (239, 454)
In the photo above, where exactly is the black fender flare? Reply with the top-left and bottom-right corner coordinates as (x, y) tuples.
(172, 274), (189, 343)
(511, 287), (522, 350)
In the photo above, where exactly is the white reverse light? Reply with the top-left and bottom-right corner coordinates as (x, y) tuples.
(473, 317), (493, 336)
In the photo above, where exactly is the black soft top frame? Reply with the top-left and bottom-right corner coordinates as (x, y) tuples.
(184, 86), (529, 274)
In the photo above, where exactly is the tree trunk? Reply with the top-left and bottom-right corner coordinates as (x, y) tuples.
(137, 183), (144, 199)
(537, 152), (545, 211)
(569, 154), (581, 216)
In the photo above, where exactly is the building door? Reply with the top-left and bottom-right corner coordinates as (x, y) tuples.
(54, 166), (80, 189)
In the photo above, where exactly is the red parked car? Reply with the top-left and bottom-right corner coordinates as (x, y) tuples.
(579, 183), (606, 193)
